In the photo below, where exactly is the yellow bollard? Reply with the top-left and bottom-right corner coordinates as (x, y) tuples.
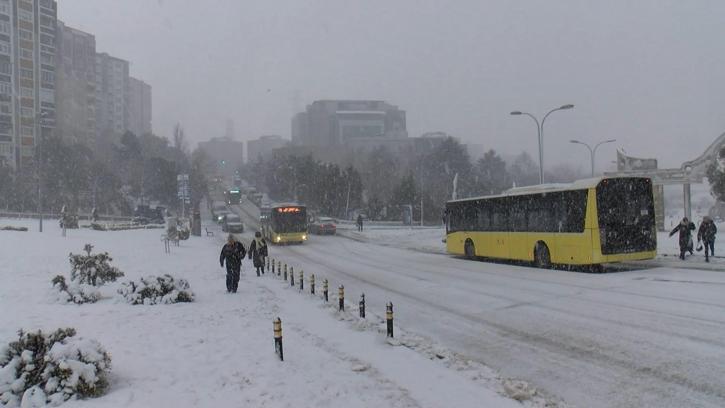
(273, 317), (283, 361)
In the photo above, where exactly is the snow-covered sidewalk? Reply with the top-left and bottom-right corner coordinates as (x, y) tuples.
(0, 219), (526, 408)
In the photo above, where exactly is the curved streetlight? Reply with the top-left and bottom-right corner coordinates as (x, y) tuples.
(569, 138), (616, 177)
(510, 104), (574, 184)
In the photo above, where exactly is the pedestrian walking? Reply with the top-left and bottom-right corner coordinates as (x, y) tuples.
(669, 217), (695, 260)
(356, 214), (364, 232)
(697, 216), (717, 262)
(248, 231), (268, 276)
(219, 234), (246, 293)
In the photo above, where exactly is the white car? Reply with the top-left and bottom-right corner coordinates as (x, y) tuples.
(222, 214), (244, 233)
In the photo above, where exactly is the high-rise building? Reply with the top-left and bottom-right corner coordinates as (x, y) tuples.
(247, 135), (287, 163)
(95, 52), (128, 142)
(128, 76), (151, 137)
(55, 20), (95, 148)
(291, 100), (407, 148)
(0, 0), (57, 169)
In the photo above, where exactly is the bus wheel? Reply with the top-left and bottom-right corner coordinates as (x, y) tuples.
(534, 243), (550, 269)
(464, 240), (476, 260)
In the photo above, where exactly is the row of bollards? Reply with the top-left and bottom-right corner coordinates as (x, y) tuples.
(267, 257), (396, 361)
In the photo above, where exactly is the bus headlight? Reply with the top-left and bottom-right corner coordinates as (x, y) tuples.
(302, 234), (307, 240)
(275, 235), (281, 243)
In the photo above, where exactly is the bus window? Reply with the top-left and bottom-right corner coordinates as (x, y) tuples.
(491, 198), (509, 231)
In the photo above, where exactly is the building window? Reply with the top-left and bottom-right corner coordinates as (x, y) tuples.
(20, 108), (34, 118)
(21, 125), (33, 136)
(20, 48), (33, 60)
(0, 143), (12, 156)
(0, 61), (10, 75)
(40, 88), (53, 103)
(40, 53), (53, 65)
(41, 70), (53, 83)
(19, 30), (33, 41)
(0, 81), (10, 95)
(0, 3), (9, 15)
(20, 69), (33, 79)
(20, 87), (33, 98)
(0, 41), (9, 55)
(19, 9), (33, 22)
(0, 22), (9, 35)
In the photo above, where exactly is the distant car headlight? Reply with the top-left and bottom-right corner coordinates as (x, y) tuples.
(302, 234), (307, 240)
(275, 235), (281, 243)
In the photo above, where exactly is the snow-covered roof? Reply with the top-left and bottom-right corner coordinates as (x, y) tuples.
(447, 176), (651, 203)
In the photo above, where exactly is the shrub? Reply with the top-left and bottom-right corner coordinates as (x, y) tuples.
(0, 328), (111, 407)
(51, 276), (100, 305)
(68, 245), (124, 286)
(118, 274), (194, 305)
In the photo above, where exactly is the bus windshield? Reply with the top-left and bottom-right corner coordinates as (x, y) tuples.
(271, 207), (307, 232)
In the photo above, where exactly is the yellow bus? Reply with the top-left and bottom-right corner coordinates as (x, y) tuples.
(445, 177), (657, 269)
(266, 204), (308, 244)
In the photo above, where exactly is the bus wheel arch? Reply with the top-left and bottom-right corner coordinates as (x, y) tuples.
(464, 239), (476, 260)
(534, 242), (551, 268)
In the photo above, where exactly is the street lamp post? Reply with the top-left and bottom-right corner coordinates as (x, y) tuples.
(510, 104), (574, 184)
(36, 111), (48, 232)
(569, 139), (616, 177)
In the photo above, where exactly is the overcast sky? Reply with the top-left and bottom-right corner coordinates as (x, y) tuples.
(59, 0), (725, 171)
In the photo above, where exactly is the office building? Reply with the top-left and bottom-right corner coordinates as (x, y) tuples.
(0, 0), (57, 169)
(247, 135), (287, 163)
(291, 100), (407, 148)
(128, 76), (151, 137)
(55, 20), (95, 148)
(95, 51), (128, 143)
(198, 136), (243, 180)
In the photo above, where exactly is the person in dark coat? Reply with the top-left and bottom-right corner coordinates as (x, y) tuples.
(220, 234), (246, 292)
(356, 214), (364, 232)
(697, 216), (717, 262)
(248, 231), (268, 277)
(669, 217), (696, 260)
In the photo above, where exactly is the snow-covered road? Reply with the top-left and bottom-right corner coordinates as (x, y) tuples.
(259, 233), (725, 408)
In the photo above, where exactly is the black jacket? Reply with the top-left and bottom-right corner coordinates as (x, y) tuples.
(697, 221), (717, 242)
(220, 241), (246, 268)
(670, 221), (695, 248)
(248, 238), (268, 268)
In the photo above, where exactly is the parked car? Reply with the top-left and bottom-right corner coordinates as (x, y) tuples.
(309, 217), (337, 235)
(222, 214), (244, 233)
(134, 204), (164, 224)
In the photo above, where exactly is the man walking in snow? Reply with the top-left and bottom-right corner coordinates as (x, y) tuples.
(356, 214), (364, 232)
(220, 234), (246, 293)
(697, 216), (717, 262)
(248, 231), (268, 276)
(669, 217), (695, 260)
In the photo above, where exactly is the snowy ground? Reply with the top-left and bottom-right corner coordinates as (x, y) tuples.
(0, 218), (531, 408)
(228, 198), (725, 408)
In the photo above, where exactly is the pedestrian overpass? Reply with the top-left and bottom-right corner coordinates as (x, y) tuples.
(605, 131), (725, 229)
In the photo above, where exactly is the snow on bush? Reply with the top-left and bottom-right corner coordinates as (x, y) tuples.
(51, 245), (124, 304)
(118, 274), (194, 305)
(0, 328), (111, 407)
(50, 276), (100, 305)
(68, 244), (124, 286)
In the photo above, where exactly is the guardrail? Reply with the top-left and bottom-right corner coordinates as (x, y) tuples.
(0, 211), (133, 223)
